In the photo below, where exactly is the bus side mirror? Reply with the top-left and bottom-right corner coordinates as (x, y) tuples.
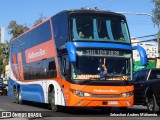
(132, 46), (147, 66)
(66, 42), (76, 63)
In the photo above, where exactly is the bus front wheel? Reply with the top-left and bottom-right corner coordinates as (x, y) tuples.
(48, 88), (62, 112)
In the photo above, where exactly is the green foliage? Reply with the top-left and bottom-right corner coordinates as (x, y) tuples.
(0, 42), (10, 75)
(8, 15), (46, 40)
(33, 14), (46, 26)
(5, 15), (46, 77)
(152, 0), (160, 28)
(8, 20), (29, 40)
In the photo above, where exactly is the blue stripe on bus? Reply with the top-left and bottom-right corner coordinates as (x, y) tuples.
(21, 84), (45, 103)
(8, 78), (45, 103)
(74, 42), (132, 50)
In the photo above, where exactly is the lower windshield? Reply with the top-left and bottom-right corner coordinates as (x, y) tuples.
(72, 56), (132, 81)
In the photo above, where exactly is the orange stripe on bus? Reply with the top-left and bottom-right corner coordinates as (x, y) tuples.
(17, 52), (24, 80)
(25, 40), (55, 63)
(12, 54), (19, 79)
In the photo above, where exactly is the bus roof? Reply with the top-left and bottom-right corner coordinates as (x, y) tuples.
(12, 9), (125, 41)
(52, 8), (125, 18)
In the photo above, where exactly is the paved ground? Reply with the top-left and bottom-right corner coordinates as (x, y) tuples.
(0, 95), (159, 120)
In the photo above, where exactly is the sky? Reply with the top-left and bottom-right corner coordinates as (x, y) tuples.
(0, 0), (158, 42)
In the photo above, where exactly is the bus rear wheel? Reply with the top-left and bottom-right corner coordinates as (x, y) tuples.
(14, 88), (23, 104)
(14, 88), (19, 103)
(18, 89), (23, 104)
(48, 88), (62, 112)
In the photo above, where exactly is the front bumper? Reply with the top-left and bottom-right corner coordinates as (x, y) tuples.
(67, 91), (134, 107)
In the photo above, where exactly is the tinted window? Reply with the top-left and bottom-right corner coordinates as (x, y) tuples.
(70, 13), (130, 43)
(11, 21), (52, 54)
(23, 58), (57, 80)
(149, 69), (160, 80)
(138, 70), (147, 81)
(134, 70), (148, 82)
(72, 56), (132, 81)
(133, 71), (139, 81)
(52, 12), (69, 48)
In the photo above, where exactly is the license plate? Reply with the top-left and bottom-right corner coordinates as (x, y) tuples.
(108, 101), (118, 105)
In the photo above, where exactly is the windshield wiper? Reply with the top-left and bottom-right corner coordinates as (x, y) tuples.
(120, 75), (130, 84)
(80, 79), (92, 85)
(80, 77), (101, 85)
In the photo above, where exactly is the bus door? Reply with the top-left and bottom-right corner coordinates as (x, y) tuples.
(61, 55), (70, 103)
(41, 59), (47, 96)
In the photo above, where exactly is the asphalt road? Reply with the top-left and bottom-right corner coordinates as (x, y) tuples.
(0, 95), (159, 120)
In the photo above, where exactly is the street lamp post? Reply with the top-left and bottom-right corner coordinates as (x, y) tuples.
(116, 12), (153, 17)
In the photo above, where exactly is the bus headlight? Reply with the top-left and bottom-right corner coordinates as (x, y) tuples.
(71, 90), (91, 97)
(121, 91), (133, 98)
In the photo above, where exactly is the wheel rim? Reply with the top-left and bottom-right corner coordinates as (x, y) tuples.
(19, 90), (22, 103)
(51, 93), (55, 106)
(49, 90), (55, 111)
(148, 98), (154, 112)
(15, 90), (18, 102)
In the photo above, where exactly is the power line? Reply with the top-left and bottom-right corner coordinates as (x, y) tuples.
(132, 34), (157, 39)
(131, 38), (157, 43)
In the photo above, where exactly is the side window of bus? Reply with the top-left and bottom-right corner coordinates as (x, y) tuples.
(52, 13), (69, 48)
(23, 58), (57, 80)
(48, 59), (57, 78)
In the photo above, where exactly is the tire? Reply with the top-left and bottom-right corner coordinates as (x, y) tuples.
(14, 88), (23, 104)
(147, 94), (159, 113)
(14, 89), (19, 103)
(18, 89), (23, 104)
(48, 88), (62, 112)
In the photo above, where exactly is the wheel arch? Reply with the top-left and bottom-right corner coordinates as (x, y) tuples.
(46, 81), (65, 106)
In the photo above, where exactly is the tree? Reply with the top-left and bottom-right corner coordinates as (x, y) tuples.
(5, 15), (46, 77)
(33, 14), (46, 26)
(8, 15), (46, 40)
(8, 20), (29, 40)
(152, 0), (160, 28)
(0, 42), (9, 76)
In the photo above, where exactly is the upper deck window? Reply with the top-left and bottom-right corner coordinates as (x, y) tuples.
(70, 13), (130, 43)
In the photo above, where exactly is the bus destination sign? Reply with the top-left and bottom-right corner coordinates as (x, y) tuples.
(77, 49), (127, 57)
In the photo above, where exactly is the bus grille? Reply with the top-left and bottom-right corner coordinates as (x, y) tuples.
(90, 94), (121, 98)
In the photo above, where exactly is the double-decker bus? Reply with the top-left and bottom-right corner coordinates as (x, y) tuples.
(9, 8), (146, 112)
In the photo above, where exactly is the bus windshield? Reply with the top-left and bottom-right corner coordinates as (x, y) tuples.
(70, 13), (130, 43)
(71, 56), (132, 81)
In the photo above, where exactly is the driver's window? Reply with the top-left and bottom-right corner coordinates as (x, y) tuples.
(62, 55), (69, 77)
